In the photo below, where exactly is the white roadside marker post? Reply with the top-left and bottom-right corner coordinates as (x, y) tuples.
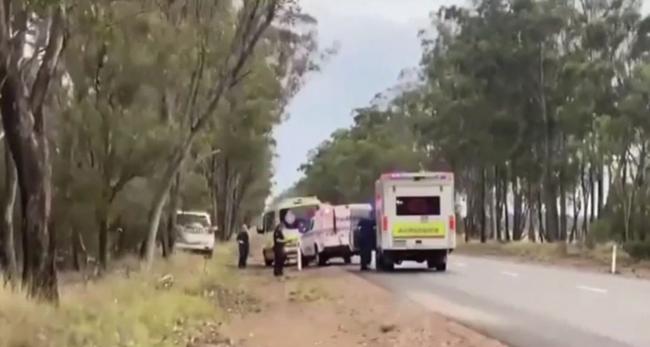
(297, 240), (302, 271)
(611, 244), (617, 274)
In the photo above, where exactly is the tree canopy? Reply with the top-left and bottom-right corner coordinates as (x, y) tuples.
(293, 0), (650, 257)
(0, 0), (327, 301)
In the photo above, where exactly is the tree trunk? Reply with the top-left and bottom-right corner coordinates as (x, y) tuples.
(0, 5), (65, 302)
(98, 215), (109, 272)
(513, 175), (524, 241)
(0, 146), (18, 284)
(1, 82), (59, 301)
(571, 186), (579, 243)
(493, 167), (501, 241)
(597, 165), (604, 217)
(503, 167), (510, 242)
(538, 42), (559, 242)
(480, 168), (487, 243)
(163, 172), (181, 258)
(72, 228), (88, 272)
(537, 190), (545, 242)
(589, 165), (596, 222)
(527, 181), (536, 242)
(144, 140), (189, 267)
(581, 162), (590, 237)
(559, 168), (567, 241)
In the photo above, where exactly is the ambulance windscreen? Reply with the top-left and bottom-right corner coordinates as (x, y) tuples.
(395, 196), (440, 216)
(279, 205), (318, 232)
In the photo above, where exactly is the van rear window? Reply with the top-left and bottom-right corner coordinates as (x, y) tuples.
(395, 196), (440, 216)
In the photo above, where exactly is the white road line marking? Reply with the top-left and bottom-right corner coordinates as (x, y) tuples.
(500, 271), (519, 278)
(577, 285), (608, 294)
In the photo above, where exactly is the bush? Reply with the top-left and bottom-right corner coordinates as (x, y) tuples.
(586, 218), (614, 249)
(623, 241), (650, 261)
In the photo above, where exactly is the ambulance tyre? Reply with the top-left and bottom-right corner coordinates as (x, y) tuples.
(437, 262), (447, 272)
(301, 255), (311, 267)
(427, 259), (447, 272)
(343, 255), (352, 265)
(377, 252), (394, 271)
(315, 245), (327, 266)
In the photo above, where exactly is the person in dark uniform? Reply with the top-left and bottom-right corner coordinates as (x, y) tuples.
(236, 224), (250, 268)
(273, 224), (286, 276)
(357, 210), (376, 271)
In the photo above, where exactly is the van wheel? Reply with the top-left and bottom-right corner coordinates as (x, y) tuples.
(301, 254), (310, 267)
(315, 245), (327, 266)
(343, 255), (352, 265)
(426, 259), (436, 269)
(436, 262), (447, 272)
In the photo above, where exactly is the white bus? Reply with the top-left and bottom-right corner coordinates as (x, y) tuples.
(374, 172), (456, 271)
(257, 196), (321, 266)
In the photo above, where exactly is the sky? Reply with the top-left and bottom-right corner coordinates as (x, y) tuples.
(272, 0), (460, 196)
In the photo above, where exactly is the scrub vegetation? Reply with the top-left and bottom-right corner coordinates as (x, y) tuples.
(0, 0), (332, 302)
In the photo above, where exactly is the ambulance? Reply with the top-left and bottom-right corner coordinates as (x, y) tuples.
(257, 196), (320, 266)
(300, 203), (371, 266)
(374, 171), (456, 271)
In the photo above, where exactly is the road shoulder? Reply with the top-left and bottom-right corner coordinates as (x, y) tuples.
(222, 264), (506, 347)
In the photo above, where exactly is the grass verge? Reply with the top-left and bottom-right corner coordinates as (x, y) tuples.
(456, 241), (650, 272)
(0, 247), (242, 347)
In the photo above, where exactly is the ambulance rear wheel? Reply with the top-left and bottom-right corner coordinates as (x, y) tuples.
(315, 245), (327, 266)
(437, 262), (447, 272)
(377, 253), (394, 271)
(343, 255), (352, 265)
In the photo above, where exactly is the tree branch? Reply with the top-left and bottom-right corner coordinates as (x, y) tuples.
(29, 6), (66, 131)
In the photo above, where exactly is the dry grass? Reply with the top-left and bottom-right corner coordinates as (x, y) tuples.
(286, 277), (331, 303)
(457, 241), (637, 268)
(0, 247), (241, 347)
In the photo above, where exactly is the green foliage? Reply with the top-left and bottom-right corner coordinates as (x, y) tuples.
(295, 0), (650, 245)
(623, 241), (650, 261)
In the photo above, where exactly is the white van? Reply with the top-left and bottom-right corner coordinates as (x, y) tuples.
(300, 203), (370, 266)
(174, 210), (215, 257)
(258, 196), (321, 266)
(374, 172), (456, 271)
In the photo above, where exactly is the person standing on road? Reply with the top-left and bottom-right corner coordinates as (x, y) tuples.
(236, 224), (250, 268)
(357, 210), (376, 271)
(272, 223), (286, 277)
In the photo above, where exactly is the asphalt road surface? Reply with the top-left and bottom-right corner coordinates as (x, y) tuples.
(355, 255), (650, 347)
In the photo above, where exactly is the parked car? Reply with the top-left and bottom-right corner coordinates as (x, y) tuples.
(174, 210), (215, 257)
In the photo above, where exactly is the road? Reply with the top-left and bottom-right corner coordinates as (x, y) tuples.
(355, 255), (650, 347)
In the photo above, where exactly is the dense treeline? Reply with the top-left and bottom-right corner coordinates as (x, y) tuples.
(0, 0), (323, 301)
(293, 0), (650, 258)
